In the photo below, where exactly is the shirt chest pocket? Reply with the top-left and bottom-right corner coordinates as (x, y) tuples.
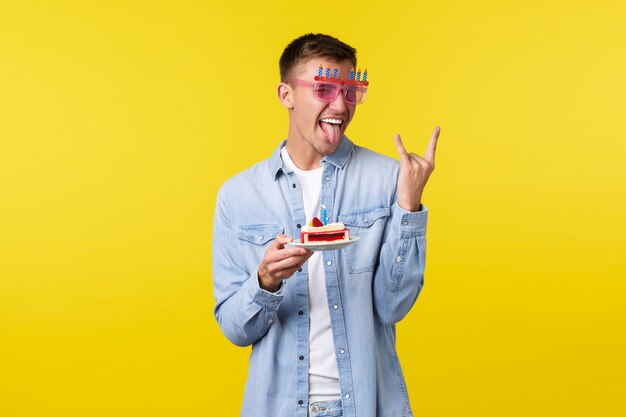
(236, 224), (284, 275)
(338, 206), (390, 274)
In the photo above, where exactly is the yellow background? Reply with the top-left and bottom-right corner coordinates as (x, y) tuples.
(1, 1), (625, 416)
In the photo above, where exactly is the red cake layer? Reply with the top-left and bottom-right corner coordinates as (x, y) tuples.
(300, 229), (349, 243)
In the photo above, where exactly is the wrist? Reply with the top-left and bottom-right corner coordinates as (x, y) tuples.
(398, 190), (423, 212)
(257, 270), (281, 293)
(398, 200), (422, 212)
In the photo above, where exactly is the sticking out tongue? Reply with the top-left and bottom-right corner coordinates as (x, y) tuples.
(320, 121), (341, 144)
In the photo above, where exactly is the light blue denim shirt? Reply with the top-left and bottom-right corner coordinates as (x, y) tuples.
(213, 137), (428, 417)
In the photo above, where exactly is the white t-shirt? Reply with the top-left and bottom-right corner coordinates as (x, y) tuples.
(280, 147), (340, 402)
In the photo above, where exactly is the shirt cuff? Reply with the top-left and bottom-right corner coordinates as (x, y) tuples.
(394, 202), (428, 237)
(242, 270), (285, 310)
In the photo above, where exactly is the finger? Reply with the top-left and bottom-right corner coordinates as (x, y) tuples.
(393, 133), (409, 160)
(271, 234), (293, 249)
(267, 252), (310, 276)
(423, 126), (440, 165)
(406, 151), (428, 166)
(266, 246), (309, 265)
(408, 154), (430, 169)
(274, 264), (303, 280)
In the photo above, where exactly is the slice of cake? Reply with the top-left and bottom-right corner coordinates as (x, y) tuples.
(300, 217), (350, 243)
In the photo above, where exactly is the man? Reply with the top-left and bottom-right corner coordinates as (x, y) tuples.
(213, 33), (440, 417)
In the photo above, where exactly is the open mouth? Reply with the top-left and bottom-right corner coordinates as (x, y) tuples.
(320, 117), (343, 126)
(319, 117), (344, 144)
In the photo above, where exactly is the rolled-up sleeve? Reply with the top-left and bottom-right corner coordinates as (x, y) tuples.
(212, 187), (284, 347)
(372, 202), (428, 325)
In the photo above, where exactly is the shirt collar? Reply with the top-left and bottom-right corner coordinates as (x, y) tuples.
(270, 136), (354, 181)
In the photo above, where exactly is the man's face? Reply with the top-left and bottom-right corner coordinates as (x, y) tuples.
(286, 58), (356, 157)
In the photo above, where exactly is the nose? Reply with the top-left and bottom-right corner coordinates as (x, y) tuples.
(328, 88), (348, 112)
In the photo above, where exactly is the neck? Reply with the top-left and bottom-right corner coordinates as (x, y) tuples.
(284, 139), (323, 171)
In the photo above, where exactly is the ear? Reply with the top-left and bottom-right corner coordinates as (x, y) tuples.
(277, 82), (294, 109)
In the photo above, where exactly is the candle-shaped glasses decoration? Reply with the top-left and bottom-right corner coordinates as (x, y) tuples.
(314, 65), (370, 97)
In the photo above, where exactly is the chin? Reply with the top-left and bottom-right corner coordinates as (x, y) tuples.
(313, 140), (341, 156)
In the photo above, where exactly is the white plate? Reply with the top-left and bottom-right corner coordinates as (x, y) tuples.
(287, 236), (360, 252)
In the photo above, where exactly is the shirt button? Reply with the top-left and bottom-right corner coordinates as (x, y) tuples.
(297, 223), (301, 228)
(298, 310), (304, 315)
(298, 400), (303, 405)
(363, 218), (368, 223)
(258, 236), (264, 241)
(326, 261), (332, 266)
(299, 355), (304, 360)
(268, 319), (273, 324)
(345, 393), (350, 399)
(339, 348), (345, 354)
(325, 176), (331, 181)
(333, 304), (338, 310)
(272, 300), (278, 303)
(292, 183), (296, 188)
(403, 220), (409, 226)
(396, 256), (402, 262)
(298, 267), (302, 272)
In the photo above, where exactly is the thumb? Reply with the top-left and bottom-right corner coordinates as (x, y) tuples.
(273, 234), (294, 248)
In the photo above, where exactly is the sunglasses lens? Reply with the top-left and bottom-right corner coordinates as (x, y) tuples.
(345, 85), (366, 104)
(314, 82), (340, 101)
(311, 82), (366, 104)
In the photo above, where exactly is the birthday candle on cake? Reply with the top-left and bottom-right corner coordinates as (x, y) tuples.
(333, 68), (338, 78)
(321, 205), (327, 225)
(325, 67), (331, 77)
(363, 68), (368, 82)
(356, 68), (361, 81)
(318, 65), (323, 76)
(349, 68), (355, 81)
